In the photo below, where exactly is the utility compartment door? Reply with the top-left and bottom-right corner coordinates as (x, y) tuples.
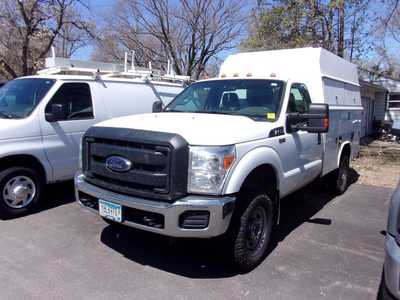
(322, 78), (362, 175)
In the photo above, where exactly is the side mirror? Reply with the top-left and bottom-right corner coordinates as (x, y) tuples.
(45, 103), (65, 122)
(152, 100), (164, 113)
(288, 103), (329, 133)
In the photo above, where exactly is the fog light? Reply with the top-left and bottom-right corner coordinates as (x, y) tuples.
(223, 201), (235, 218)
(179, 211), (210, 229)
(78, 191), (99, 211)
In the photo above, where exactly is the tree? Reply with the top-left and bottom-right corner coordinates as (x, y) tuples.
(93, 0), (245, 79)
(242, 0), (372, 61)
(361, 0), (400, 79)
(0, 0), (94, 79)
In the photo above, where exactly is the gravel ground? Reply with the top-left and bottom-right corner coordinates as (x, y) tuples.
(352, 141), (400, 188)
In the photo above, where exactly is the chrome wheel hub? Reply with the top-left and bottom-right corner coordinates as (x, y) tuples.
(3, 176), (36, 209)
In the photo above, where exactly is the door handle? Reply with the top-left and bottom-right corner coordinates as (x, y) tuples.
(279, 138), (286, 144)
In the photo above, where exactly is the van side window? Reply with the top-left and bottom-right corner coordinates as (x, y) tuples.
(288, 83), (311, 114)
(46, 83), (93, 120)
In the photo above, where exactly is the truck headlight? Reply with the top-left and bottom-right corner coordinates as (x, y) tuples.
(188, 145), (235, 194)
(79, 137), (83, 169)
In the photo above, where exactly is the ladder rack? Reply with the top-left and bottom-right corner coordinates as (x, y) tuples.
(37, 53), (191, 85)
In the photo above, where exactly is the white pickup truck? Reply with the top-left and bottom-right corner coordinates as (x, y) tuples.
(75, 48), (363, 271)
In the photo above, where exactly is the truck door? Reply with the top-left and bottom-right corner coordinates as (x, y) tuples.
(280, 83), (324, 192)
(39, 82), (98, 181)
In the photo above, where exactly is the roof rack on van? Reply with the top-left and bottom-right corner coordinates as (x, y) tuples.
(37, 50), (191, 85)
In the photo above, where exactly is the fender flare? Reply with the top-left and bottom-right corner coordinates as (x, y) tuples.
(0, 153), (50, 183)
(337, 141), (351, 167)
(223, 146), (284, 196)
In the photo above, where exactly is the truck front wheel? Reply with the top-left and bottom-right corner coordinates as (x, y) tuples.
(227, 191), (274, 272)
(0, 167), (43, 219)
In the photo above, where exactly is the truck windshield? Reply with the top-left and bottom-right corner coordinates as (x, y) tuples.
(165, 79), (285, 120)
(0, 78), (55, 119)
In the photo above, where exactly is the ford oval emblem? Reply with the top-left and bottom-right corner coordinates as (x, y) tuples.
(105, 156), (132, 173)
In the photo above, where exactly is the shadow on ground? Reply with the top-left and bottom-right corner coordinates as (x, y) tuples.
(40, 180), (76, 211)
(100, 168), (361, 279)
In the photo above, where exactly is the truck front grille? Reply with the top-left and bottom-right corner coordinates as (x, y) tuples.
(86, 138), (170, 195)
(82, 127), (188, 202)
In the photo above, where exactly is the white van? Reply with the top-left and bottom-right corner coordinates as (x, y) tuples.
(75, 48), (363, 271)
(0, 57), (188, 218)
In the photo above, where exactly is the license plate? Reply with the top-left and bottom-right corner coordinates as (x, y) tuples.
(99, 200), (122, 222)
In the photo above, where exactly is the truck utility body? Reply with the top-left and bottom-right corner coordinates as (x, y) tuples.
(0, 56), (187, 218)
(75, 48), (362, 271)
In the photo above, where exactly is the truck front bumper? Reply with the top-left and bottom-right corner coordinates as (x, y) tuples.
(75, 173), (236, 238)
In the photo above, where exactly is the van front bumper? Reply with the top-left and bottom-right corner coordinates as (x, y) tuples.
(74, 172), (235, 238)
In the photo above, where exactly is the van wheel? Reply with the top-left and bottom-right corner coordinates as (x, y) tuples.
(0, 167), (43, 218)
(227, 191), (274, 272)
(329, 154), (350, 195)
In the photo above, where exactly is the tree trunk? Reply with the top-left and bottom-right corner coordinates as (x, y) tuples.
(22, 36), (30, 76)
(337, 0), (345, 57)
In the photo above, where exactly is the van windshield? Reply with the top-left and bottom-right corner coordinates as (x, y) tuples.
(0, 78), (55, 119)
(165, 79), (285, 121)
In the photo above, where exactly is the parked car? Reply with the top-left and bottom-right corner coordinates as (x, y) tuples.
(75, 47), (363, 271)
(0, 56), (188, 218)
(379, 181), (400, 299)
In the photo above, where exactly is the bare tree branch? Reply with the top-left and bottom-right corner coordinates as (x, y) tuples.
(93, 0), (245, 79)
(0, 0), (94, 78)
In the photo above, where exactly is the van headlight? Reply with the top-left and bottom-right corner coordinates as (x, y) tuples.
(188, 145), (236, 194)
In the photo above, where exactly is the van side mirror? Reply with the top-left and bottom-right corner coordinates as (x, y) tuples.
(45, 103), (65, 122)
(152, 100), (164, 113)
(287, 104), (329, 133)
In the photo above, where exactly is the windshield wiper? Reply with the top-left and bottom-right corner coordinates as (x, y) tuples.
(0, 111), (14, 119)
(163, 109), (184, 112)
(195, 110), (231, 115)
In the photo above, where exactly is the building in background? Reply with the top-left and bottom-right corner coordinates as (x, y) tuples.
(359, 69), (400, 137)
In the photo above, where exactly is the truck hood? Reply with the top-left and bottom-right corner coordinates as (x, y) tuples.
(0, 117), (40, 141)
(95, 113), (275, 145)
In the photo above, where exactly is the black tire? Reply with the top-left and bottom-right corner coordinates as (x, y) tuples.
(378, 270), (397, 300)
(0, 167), (44, 219)
(329, 154), (350, 195)
(226, 191), (275, 272)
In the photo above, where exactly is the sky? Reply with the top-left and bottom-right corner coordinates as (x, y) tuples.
(72, 0), (400, 69)
(71, 0), (115, 59)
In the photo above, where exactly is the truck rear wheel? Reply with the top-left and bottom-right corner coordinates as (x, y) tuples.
(0, 167), (43, 219)
(329, 154), (350, 195)
(227, 191), (274, 272)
